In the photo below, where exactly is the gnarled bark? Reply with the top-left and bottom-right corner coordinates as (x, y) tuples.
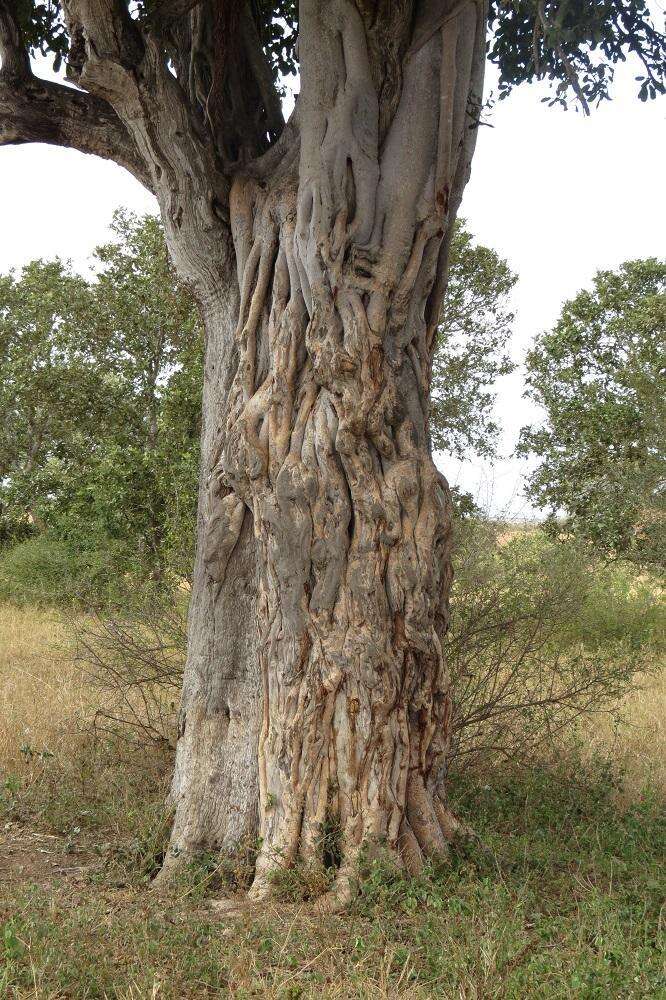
(1, 0), (486, 906)
(201, 0), (486, 905)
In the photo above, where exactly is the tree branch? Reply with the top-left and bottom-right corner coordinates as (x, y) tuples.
(146, 0), (201, 21)
(239, 4), (284, 140)
(58, 0), (233, 289)
(61, 0), (145, 96)
(0, 73), (152, 188)
(0, 0), (150, 185)
(0, 1), (30, 81)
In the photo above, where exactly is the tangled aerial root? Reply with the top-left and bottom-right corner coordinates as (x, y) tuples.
(153, 0), (489, 919)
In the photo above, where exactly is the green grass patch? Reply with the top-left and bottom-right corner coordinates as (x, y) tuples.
(2, 756), (663, 999)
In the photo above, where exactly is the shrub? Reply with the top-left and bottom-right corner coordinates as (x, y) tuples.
(73, 586), (187, 759)
(446, 522), (663, 768)
(0, 534), (120, 606)
(67, 521), (664, 778)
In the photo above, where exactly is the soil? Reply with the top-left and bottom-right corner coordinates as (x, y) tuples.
(0, 820), (99, 894)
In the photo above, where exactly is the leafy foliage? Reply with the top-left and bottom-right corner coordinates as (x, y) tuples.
(488, 1), (666, 110)
(0, 211), (202, 584)
(0, 259), (107, 536)
(431, 222), (516, 461)
(75, 210), (203, 575)
(11, 0), (69, 70)
(0, 533), (119, 605)
(519, 258), (666, 567)
(257, 0), (298, 79)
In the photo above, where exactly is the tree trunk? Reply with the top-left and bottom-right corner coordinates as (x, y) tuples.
(158, 284), (262, 879)
(33, 0), (485, 906)
(172, 0), (487, 906)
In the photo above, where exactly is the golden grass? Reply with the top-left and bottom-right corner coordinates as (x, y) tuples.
(1, 600), (664, 800)
(1, 602), (664, 1000)
(0, 604), (92, 780)
(586, 666), (666, 798)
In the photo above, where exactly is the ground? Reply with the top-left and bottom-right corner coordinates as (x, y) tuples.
(0, 821), (97, 890)
(0, 603), (664, 998)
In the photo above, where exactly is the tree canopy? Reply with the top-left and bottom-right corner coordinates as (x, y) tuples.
(432, 221), (516, 461)
(488, 0), (666, 109)
(1, 1), (664, 184)
(0, 259), (101, 537)
(11, 2), (666, 106)
(519, 258), (666, 568)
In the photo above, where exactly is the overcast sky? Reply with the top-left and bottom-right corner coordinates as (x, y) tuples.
(1, 45), (664, 517)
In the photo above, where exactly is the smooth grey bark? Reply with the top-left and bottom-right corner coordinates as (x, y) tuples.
(161, 287), (261, 877)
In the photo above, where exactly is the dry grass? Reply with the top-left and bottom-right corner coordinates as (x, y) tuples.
(1, 600), (664, 800)
(587, 666), (666, 798)
(0, 604), (92, 778)
(1, 600), (664, 999)
(0, 602), (172, 849)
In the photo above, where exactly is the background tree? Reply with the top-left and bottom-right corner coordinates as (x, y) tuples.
(431, 220), (516, 461)
(0, 259), (101, 539)
(0, 0), (664, 905)
(519, 258), (666, 570)
(78, 210), (202, 577)
(0, 212), (202, 583)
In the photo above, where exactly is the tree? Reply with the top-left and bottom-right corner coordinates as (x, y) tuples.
(432, 220), (516, 461)
(80, 209), (202, 576)
(0, 212), (202, 579)
(0, 0), (663, 906)
(0, 258), (102, 537)
(519, 258), (666, 569)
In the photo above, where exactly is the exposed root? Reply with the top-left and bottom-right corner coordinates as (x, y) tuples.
(247, 870), (277, 902)
(406, 778), (452, 860)
(209, 898), (247, 918)
(237, 794), (483, 911)
(314, 866), (357, 915)
(398, 819), (425, 876)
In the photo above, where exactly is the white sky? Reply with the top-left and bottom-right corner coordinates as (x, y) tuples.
(1, 46), (664, 518)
